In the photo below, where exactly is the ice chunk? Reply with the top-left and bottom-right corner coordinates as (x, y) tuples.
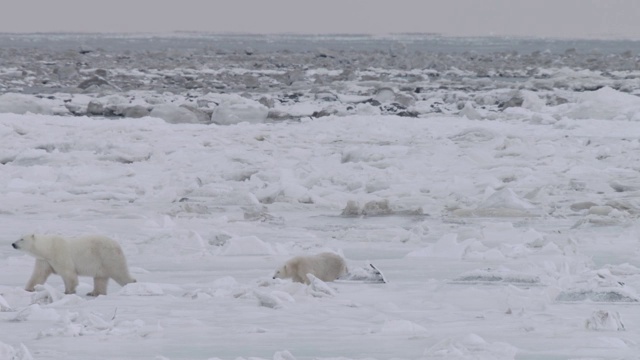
(211, 97), (268, 125)
(340, 264), (387, 283)
(150, 104), (202, 124)
(31, 284), (65, 305)
(373, 87), (395, 103)
(0, 295), (12, 312)
(479, 188), (535, 210)
(563, 86), (640, 121)
(254, 290), (283, 309)
(585, 310), (625, 331)
(273, 350), (296, 360)
(0, 93), (54, 115)
(305, 274), (336, 298)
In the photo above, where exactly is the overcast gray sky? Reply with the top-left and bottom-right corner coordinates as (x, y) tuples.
(1, 0), (639, 39)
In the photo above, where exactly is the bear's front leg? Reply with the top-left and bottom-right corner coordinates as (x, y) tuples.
(87, 277), (109, 296)
(25, 259), (54, 291)
(60, 273), (79, 294)
(292, 273), (307, 284)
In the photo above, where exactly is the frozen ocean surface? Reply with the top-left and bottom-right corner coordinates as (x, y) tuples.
(0, 33), (639, 360)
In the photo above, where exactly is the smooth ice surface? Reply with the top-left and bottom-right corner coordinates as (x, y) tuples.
(1, 34), (640, 360)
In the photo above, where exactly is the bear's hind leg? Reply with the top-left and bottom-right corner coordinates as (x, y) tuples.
(88, 277), (109, 296)
(25, 259), (54, 291)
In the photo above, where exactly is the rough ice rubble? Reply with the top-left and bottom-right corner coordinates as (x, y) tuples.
(36, 310), (162, 339)
(12, 304), (61, 322)
(424, 333), (517, 359)
(202, 350), (296, 360)
(0, 342), (33, 360)
(405, 223), (555, 261)
(555, 268), (640, 303)
(0, 91), (270, 125)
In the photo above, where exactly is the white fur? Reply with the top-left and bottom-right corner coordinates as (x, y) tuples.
(12, 234), (136, 296)
(273, 252), (347, 284)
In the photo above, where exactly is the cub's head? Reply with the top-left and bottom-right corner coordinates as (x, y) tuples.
(11, 234), (37, 253)
(273, 264), (290, 280)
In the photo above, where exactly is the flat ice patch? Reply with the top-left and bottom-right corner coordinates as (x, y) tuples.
(218, 235), (276, 256)
(380, 319), (428, 336)
(424, 333), (517, 359)
(118, 282), (166, 296)
(406, 233), (478, 259)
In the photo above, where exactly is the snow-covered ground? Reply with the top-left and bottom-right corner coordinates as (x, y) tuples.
(1, 34), (640, 360)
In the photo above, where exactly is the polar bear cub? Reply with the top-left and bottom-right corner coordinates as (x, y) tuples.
(273, 252), (347, 284)
(12, 234), (136, 296)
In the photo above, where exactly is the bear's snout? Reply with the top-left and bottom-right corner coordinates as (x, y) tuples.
(11, 242), (18, 249)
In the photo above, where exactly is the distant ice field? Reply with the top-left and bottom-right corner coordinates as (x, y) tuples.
(1, 33), (640, 54)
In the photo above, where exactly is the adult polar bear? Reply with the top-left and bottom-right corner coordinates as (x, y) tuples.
(273, 252), (347, 284)
(12, 234), (136, 296)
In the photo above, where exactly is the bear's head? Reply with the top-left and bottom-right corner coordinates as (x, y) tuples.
(12, 234), (38, 254)
(273, 264), (290, 280)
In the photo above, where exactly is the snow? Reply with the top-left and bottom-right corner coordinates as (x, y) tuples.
(1, 34), (640, 359)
